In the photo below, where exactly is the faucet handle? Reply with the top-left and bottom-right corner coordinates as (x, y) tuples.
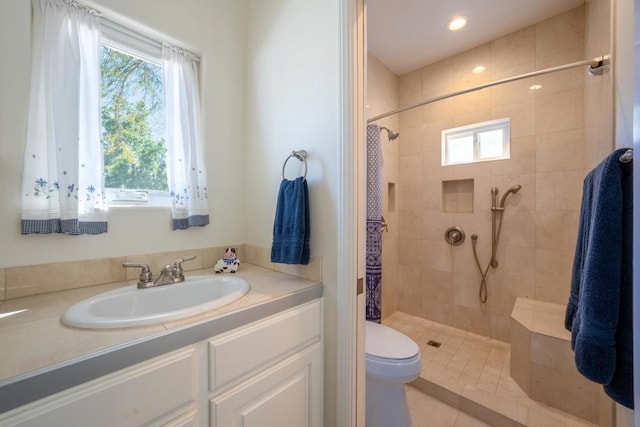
(122, 263), (153, 288)
(173, 255), (196, 279)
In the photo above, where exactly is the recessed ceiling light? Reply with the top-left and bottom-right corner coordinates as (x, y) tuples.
(472, 65), (486, 74)
(448, 16), (467, 31)
(529, 84), (542, 90)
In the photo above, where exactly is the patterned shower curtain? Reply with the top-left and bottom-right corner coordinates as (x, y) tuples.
(366, 124), (383, 323)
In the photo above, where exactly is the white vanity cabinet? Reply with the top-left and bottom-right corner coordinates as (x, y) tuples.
(0, 346), (199, 427)
(0, 298), (323, 427)
(208, 299), (323, 426)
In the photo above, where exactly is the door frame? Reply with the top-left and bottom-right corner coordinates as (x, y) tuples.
(336, 0), (365, 425)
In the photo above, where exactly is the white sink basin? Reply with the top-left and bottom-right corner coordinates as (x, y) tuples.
(62, 275), (249, 329)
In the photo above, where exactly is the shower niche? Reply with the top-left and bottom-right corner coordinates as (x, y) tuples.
(442, 179), (474, 213)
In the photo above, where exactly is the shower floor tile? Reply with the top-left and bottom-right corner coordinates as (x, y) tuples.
(384, 311), (598, 427)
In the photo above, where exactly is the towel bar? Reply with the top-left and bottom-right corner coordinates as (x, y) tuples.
(619, 148), (633, 163)
(282, 150), (308, 180)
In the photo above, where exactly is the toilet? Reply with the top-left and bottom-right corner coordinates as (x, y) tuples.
(365, 321), (422, 427)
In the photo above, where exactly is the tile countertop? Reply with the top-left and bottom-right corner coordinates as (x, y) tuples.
(0, 263), (322, 411)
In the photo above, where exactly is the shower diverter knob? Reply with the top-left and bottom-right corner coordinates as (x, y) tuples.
(444, 227), (465, 246)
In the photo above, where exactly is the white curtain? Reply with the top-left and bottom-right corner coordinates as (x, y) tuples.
(21, 0), (106, 235)
(163, 43), (209, 230)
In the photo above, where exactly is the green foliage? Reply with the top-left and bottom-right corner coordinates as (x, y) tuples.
(101, 46), (168, 191)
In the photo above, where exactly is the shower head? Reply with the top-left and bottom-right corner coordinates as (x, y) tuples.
(499, 185), (522, 208)
(380, 126), (399, 142)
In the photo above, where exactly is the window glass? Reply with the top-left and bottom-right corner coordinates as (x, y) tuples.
(101, 45), (167, 192)
(441, 118), (510, 166)
(447, 134), (474, 164)
(477, 129), (503, 159)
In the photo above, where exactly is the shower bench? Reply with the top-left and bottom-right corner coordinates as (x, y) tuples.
(510, 297), (610, 425)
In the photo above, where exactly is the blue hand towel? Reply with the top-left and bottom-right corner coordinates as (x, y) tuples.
(565, 148), (633, 409)
(271, 177), (310, 265)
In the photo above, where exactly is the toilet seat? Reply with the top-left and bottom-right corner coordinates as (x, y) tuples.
(365, 321), (421, 380)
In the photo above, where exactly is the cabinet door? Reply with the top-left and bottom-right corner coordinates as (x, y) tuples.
(0, 347), (198, 427)
(210, 343), (322, 427)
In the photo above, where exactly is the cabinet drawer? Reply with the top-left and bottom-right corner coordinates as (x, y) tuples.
(0, 347), (197, 427)
(208, 300), (321, 391)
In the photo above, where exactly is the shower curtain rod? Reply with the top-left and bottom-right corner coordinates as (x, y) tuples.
(367, 54), (611, 123)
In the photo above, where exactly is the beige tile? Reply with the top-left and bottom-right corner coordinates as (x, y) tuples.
(452, 110), (493, 130)
(490, 64), (536, 108)
(534, 285), (570, 305)
(271, 255), (322, 282)
(399, 153), (423, 182)
(529, 363), (600, 423)
(534, 58), (584, 97)
(421, 57), (456, 99)
(398, 209), (424, 239)
(422, 240), (455, 272)
(536, 88), (584, 134)
(420, 180), (444, 212)
(491, 136), (536, 176)
(406, 385), (459, 427)
(421, 269), (454, 302)
(535, 6), (585, 60)
(535, 170), (583, 211)
(422, 97), (456, 125)
(397, 182), (424, 211)
(492, 99), (536, 138)
(6, 257), (127, 298)
(397, 266), (423, 296)
(535, 247), (573, 291)
(491, 26), (536, 71)
(399, 68), (423, 105)
(529, 333), (576, 375)
(536, 129), (585, 172)
(535, 210), (579, 251)
(398, 124), (422, 156)
(423, 210), (454, 240)
(453, 89), (491, 117)
(452, 43), (492, 88)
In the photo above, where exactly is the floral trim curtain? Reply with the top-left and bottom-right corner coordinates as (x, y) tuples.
(162, 43), (209, 230)
(21, 0), (106, 235)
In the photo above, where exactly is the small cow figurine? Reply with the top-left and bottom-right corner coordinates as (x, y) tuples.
(214, 247), (240, 273)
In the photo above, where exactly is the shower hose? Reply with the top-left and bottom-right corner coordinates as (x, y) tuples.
(470, 210), (507, 303)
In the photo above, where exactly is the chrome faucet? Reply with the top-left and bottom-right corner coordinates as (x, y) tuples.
(123, 255), (196, 289)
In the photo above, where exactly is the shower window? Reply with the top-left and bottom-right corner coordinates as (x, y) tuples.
(441, 118), (510, 166)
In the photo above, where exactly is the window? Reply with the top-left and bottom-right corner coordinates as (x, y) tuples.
(100, 21), (168, 204)
(441, 118), (510, 166)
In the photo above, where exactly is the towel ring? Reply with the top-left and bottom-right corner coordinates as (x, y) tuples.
(282, 150), (308, 180)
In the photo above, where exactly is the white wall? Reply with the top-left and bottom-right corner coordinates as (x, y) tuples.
(244, 1), (341, 424)
(0, 0), (247, 268)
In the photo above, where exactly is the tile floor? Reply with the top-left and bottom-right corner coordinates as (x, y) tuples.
(385, 312), (599, 427)
(407, 385), (490, 427)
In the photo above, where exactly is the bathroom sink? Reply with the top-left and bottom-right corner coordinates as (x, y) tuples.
(62, 275), (249, 329)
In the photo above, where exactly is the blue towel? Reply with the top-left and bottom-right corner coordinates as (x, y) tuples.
(271, 177), (310, 265)
(565, 148), (633, 409)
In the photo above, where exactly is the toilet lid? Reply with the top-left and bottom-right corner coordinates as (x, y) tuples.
(365, 321), (419, 360)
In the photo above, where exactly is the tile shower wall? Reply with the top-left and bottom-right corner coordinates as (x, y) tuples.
(394, 6), (598, 341)
(367, 53), (400, 319)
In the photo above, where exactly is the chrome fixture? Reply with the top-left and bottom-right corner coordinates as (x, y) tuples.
(367, 55), (611, 123)
(381, 215), (389, 232)
(282, 150), (308, 180)
(471, 185), (521, 303)
(379, 126), (399, 142)
(444, 226), (465, 246)
(123, 255), (196, 289)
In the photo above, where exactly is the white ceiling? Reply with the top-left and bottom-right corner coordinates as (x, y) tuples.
(367, 0), (585, 76)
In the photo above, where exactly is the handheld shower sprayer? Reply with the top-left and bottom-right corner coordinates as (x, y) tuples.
(472, 185), (522, 303)
(499, 185), (522, 208)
